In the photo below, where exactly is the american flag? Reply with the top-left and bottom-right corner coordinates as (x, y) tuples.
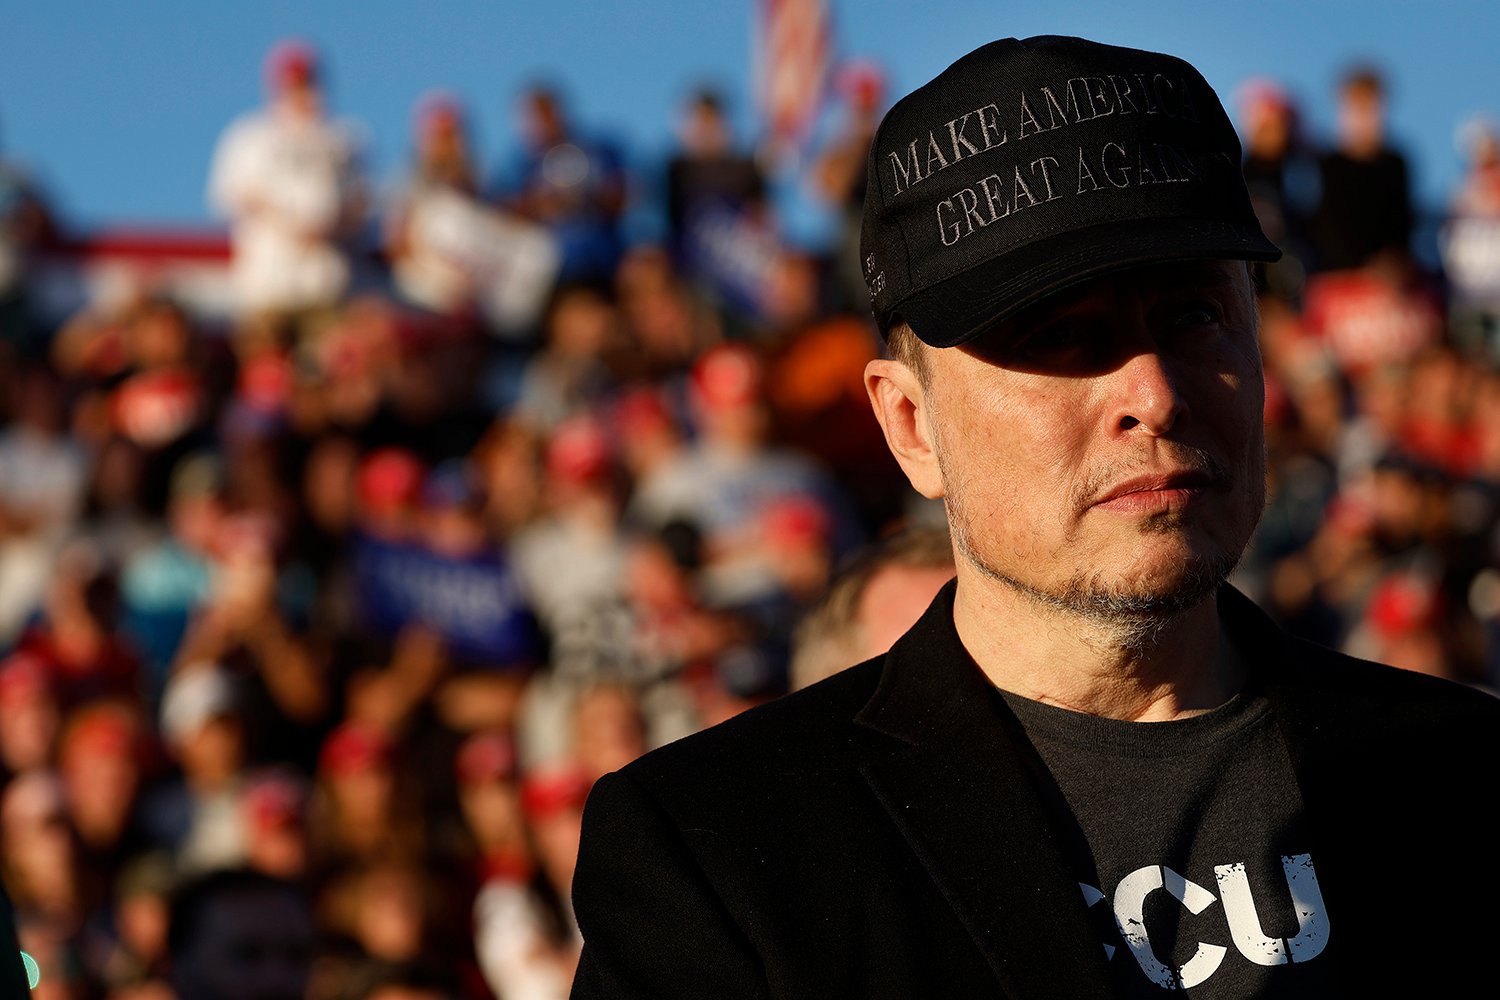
(756, 0), (832, 157)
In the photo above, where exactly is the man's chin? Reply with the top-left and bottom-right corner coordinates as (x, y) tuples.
(1069, 547), (1237, 627)
(976, 546), (1234, 645)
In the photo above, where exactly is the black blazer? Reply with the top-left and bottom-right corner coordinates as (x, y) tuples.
(570, 584), (1500, 998)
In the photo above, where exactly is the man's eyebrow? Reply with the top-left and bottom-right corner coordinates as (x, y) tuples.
(1154, 261), (1241, 289)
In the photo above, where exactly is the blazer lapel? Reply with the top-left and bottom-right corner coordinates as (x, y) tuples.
(855, 582), (1115, 1000)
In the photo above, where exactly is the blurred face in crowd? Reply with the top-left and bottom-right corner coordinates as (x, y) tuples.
(366, 987), (448, 1000)
(459, 776), (527, 855)
(178, 714), (245, 789)
(547, 288), (616, 361)
(327, 756), (395, 829)
(128, 301), (192, 370)
(1338, 77), (1386, 158)
(303, 435), (360, 535)
(1244, 93), (1293, 160)
(762, 253), (821, 329)
(875, 260), (1265, 631)
(60, 707), (141, 849)
(1, 776), (78, 914)
(856, 561), (957, 660)
(680, 94), (730, 156)
(242, 779), (310, 881)
(522, 89), (567, 147)
(117, 880), (172, 967)
(573, 685), (647, 781)
(353, 864), (426, 962)
(0, 665), (58, 774)
(15, 367), (66, 435)
(531, 803), (585, 901)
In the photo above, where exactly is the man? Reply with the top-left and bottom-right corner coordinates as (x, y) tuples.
(503, 84), (627, 284)
(208, 39), (365, 335)
(569, 36), (1500, 998)
(789, 526), (954, 691)
(1311, 65), (1413, 273)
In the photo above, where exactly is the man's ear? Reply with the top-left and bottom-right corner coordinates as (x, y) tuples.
(864, 359), (944, 499)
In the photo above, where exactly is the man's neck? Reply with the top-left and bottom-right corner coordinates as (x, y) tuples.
(951, 568), (1242, 723)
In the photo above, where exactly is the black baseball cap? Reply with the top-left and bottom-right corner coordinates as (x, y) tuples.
(860, 35), (1280, 347)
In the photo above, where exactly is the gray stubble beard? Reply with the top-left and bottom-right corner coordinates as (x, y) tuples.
(939, 452), (1244, 655)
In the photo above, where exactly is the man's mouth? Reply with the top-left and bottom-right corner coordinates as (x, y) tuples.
(1091, 469), (1224, 513)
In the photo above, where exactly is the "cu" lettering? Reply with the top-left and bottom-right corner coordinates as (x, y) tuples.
(1078, 854), (1330, 990)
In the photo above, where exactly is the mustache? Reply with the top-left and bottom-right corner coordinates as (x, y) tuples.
(1071, 446), (1232, 512)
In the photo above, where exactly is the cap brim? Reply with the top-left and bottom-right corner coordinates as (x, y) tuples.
(896, 217), (1282, 348)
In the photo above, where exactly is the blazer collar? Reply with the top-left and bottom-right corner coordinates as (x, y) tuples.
(855, 580), (1116, 999)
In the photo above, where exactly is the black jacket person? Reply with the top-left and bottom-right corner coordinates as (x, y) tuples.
(570, 35), (1500, 998)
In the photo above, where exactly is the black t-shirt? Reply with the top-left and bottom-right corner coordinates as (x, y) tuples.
(998, 686), (1341, 998)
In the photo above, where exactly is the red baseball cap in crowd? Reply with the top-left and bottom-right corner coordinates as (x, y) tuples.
(319, 722), (394, 776)
(690, 343), (763, 411)
(520, 764), (593, 818)
(416, 90), (465, 140)
(761, 494), (831, 549)
(0, 653), (51, 707)
(244, 771), (309, 832)
(265, 39), (319, 92)
(357, 449), (426, 515)
(546, 416), (613, 485)
(837, 59), (887, 110)
(613, 387), (675, 439)
(455, 731), (519, 787)
(1367, 573), (1441, 638)
(61, 703), (138, 762)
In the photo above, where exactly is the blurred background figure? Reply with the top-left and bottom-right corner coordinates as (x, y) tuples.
(813, 59), (887, 311)
(0, 362), (87, 646)
(0, 653), (60, 779)
(664, 86), (772, 318)
(387, 92), (560, 338)
(790, 527), (954, 690)
(501, 84), (626, 285)
(3, 14), (1500, 998)
(57, 700), (146, 875)
(0, 112), (56, 359)
(145, 664), (250, 874)
(209, 39), (367, 342)
(240, 768), (311, 882)
(665, 87), (767, 258)
(1313, 63), (1414, 272)
(1237, 78), (1314, 305)
(386, 92), (483, 321)
(1442, 117), (1500, 359)
(168, 868), (315, 1000)
(309, 721), (424, 873)
(473, 761), (587, 1000)
(3, 771), (88, 1000)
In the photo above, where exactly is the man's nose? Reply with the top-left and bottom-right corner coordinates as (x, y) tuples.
(1111, 340), (1186, 436)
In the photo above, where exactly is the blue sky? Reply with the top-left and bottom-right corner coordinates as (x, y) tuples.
(2, 1), (1496, 239)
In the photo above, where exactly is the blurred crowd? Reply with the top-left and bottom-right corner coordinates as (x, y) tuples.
(0, 37), (1498, 1000)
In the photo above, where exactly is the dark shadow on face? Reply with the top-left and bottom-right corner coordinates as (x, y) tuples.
(957, 260), (1255, 378)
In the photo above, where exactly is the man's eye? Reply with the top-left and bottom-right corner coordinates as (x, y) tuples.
(1171, 302), (1221, 329)
(1016, 323), (1088, 360)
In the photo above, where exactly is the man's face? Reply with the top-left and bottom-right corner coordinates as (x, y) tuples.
(914, 259), (1265, 627)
